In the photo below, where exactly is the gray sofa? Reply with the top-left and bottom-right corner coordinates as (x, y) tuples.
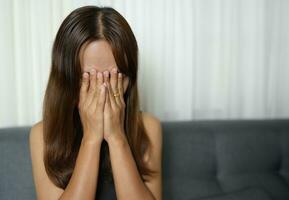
(0, 119), (289, 200)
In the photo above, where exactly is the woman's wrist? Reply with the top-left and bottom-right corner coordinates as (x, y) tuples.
(82, 133), (103, 146)
(106, 132), (127, 147)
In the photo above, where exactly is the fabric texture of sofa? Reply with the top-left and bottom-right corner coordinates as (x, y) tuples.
(0, 119), (289, 200)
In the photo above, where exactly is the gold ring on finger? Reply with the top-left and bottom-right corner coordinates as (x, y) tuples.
(113, 92), (120, 97)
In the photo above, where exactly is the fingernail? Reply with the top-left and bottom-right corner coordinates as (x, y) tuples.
(97, 72), (102, 78)
(112, 68), (117, 73)
(104, 71), (109, 77)
(83, 72), (88, 78)
(118, 73), (122, 78)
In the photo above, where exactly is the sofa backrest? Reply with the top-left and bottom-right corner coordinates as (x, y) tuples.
(162, 119), (289, 200)
(0, 126), (34, 199)
(1, 120), (289, 200)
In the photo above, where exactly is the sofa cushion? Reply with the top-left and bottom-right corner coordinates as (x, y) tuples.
(195, 187), (272, 200)
(162, 119), (289, 200)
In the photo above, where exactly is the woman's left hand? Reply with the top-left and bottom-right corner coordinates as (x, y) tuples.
(103, 67), (126, 143)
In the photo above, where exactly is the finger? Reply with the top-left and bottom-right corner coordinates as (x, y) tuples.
(79, 72), (89, 105)
(103, 71), (109, 85)
(86, 69), (97, 106)
(96, 72), (104, 98)
(103, 70), (112, 107)
(90, 71), (104, 110)
(113, 73), (122, 107)
(90, 72), (104, 111)
(110, 67), (118, 94)
(96, 83), (106, 111)
(90, 77), (105, 111)
(117, 73), (125, 105)
(110, 67), (121, 106)
(106, 77), (117, 110)
(104, 82), (111, 111)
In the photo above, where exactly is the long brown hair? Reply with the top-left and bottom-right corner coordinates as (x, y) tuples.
(42, 6), (156, 189)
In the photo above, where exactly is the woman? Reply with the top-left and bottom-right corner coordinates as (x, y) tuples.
(29, 6), (162, 200)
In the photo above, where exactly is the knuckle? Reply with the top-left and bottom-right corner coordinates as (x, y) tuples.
(95, 112), (102, 119)
(115, 106), (121, 112)
(96, 100), (101, 107)
(95, 106), (101, 112)
(80, 107), (86, 115)
(115, 110), (121, 116)
(89, 76), (95, 81)
(80, 85), (86, 92)
(87, 109), (94, 116)
(82, 78), (88, 83)
(105, 111), (112, 118)
(83, 103), (90, 111)
(96, 99), (104, 108)
(89, 86), (96, 91)
(81, 81), (88, 87)
(88, 90), (95, 96)
(105, 114), (112, 120)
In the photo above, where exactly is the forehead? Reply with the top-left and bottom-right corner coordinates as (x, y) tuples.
(79, 39), (117, 73)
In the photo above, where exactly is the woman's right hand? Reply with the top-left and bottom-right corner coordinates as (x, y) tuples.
(78, 69), (107, 144)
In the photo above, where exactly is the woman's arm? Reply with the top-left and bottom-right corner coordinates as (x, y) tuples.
(30, 69), (106, 199)
(106, 112), (162, 200)
(29, 121), (102, 200)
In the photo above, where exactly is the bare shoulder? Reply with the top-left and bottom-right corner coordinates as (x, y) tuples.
(29, 121), (44, 144)
(141, 112), (163, 199)
(141, 111), (163, 163)
(29, 121), (64, 199)
(141, 111), (163, 141)
(141, 111), (162, 134)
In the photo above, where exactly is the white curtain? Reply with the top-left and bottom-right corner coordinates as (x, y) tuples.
(0, 0), (288, 128)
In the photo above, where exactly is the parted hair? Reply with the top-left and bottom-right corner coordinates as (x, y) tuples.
(42, 5), (156, 189)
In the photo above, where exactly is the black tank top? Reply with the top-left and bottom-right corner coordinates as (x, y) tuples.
(95, 176), (116, 199)
(95, 141), (117, 200)
(95, 110), (143, 199)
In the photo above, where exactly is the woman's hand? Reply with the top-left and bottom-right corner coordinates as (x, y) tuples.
(103, 67), (126, 143)
(78, 69), (107, 143)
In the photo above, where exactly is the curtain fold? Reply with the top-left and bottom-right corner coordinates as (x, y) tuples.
(0, 0), (288, 128)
